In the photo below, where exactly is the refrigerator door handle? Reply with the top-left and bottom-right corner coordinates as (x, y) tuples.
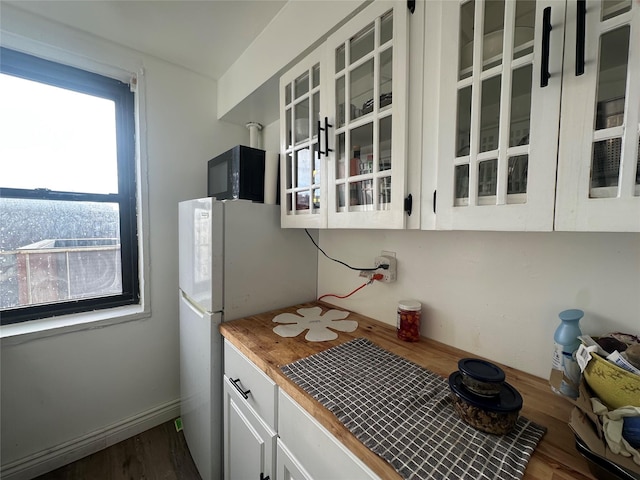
(180, 290), (207, 318)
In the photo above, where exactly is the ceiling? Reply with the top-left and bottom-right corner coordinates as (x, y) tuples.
(4, 0), (288, 80)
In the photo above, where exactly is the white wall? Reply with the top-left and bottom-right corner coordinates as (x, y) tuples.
(0, 6), (247, 478)
(317, 229), (640, 379)
(263, 119), (280, 152)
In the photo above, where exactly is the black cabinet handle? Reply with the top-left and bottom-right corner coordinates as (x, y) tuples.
(404, 194), (413, 216)
(317, 119), (323, 156)
(260, 474), (270, 480)
(318, 117), (333, 157)
(576, 0), (586, 76)
(324, 117), (333, 157)
(229, 378), (251, 399)
(541, 6), (552, 87)
(318, 117), (329, 158)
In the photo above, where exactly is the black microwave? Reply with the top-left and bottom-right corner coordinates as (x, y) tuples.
(207, 145), (265, 201)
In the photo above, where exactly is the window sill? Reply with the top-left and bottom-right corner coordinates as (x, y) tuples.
(0, 304), (151, 345)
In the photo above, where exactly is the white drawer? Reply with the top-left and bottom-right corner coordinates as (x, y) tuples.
(223, 339), (277, 429)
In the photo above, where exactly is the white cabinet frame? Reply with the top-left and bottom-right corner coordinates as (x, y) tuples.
(555, 0), (640, 231)
(435, 0), (564, 231)
(279, 0), (413, 230)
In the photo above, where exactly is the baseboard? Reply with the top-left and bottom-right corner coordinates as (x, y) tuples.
(0, 398), (181, 480)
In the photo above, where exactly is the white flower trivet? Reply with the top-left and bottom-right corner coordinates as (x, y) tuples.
(272, 306), (358, 342)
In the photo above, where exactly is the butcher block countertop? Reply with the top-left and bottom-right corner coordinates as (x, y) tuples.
(219, 301), (595, 480)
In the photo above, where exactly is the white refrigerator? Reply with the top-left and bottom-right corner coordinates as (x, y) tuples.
(178, 198), (318, 480)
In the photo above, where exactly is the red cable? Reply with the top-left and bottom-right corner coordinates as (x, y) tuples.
(318, 274), (382, 302)
(318, 283), (369, 301)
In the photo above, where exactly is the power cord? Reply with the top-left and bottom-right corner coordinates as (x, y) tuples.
(304, 230), (387, 301)
(304, 229), (385, 272)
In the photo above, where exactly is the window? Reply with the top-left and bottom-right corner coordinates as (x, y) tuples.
(0, 47), (139, 325)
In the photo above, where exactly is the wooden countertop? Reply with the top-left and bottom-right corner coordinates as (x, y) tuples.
(220, 301), (595, 480)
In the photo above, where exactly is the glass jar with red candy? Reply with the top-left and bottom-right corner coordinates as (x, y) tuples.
(397, 300), (421, 342)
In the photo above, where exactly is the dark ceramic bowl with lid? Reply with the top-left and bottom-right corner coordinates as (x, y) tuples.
(458, 358), (506, 397)
(448, 371), (523, 435)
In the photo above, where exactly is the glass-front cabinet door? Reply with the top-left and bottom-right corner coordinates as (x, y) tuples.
(280, 47), (326, 228)
(326, 1), (410, 229)
(279, 0), (410, 229)
(555, 0), (640, 231)
(436, 0), (564, 230)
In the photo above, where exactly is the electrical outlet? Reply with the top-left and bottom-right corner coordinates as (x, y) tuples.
(374, 251), (397, 283)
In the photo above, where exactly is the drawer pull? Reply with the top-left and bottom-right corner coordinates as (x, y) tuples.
(260, 474), (270, 480)
(230, 378), (251, 399)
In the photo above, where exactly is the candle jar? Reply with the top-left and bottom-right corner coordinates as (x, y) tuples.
(397, 300), (421, 342)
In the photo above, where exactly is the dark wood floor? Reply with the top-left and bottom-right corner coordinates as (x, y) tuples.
(34, 420), (202, 480)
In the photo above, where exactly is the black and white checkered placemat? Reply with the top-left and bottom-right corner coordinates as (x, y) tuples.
(281, 338), (546, 480)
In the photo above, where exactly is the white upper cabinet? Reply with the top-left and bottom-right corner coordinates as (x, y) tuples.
(555, 0), (640, 231)
(434, 0), (639, 232)
(280, 47), (327, 228)
(436, 0), (564, 231)
(280, 0), (412, 229)
(325, 1), (411, 229)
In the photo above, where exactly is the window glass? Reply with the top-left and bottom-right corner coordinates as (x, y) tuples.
(589, 26), (630, 198)
(336, 45), (345, 73)
(456, 86), (472, 157)
(478, 159), (498, 197)
(480, 75), (501, 153)
(379, 116), (392, 172)
(294, 70), (309, 99)
(380, 11), (393, 45)
(508, 155), (528, 195)
(636, 138), (640, 193)
(294, 98), (309, 144)
(455, 164), (470, 203)
(459, 0), (475, 80)
(482, 0), (505, 71)
(595, 26), (629, 130)
(514, 0), (536, 60)
(380, 48), (393, 110)
(0, 47), (139, 324)
(602, 0), (631, 21)
(510, 65), (532, 147)
(350, 23), (375, 64)
(350, 59), (374, 121)
(1, 74), (118, 194)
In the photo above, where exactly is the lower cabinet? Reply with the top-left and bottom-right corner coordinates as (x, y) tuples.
(276, 440), (313, 480)
(277, 390), (379, 480)
(223, 376), (277, 480)
(223, 341), (381, 480)
(223, 340), (277, 480)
